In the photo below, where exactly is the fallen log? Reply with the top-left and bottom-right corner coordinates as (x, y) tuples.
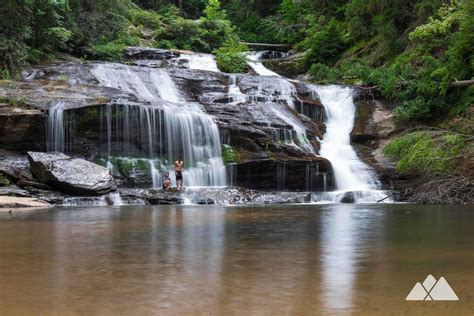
(448, 80), (474, 88)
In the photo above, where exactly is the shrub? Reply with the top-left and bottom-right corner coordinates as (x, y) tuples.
(308, 63), (342, 83)
(130, 8), (162, 29)
(214, 38), (247, 73)
(221, 145), (238, 164)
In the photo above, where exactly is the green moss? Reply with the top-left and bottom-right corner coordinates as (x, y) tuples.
(221, 145), (238, 164)
(0, 96), (29, 108)
(0, 172), (11, 186)
(383, 131), (469, 176)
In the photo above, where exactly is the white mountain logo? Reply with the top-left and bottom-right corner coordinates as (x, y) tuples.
(406, 275), (459, 301)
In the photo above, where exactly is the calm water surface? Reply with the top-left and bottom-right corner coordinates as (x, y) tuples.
(0, 204), (473, 315)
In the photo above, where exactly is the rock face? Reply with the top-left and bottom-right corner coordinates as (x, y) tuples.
(124, 46), (180, 60)
(28, 152), (116, 195)
(0, 104), (46, 152)
(229, 159), (334, 191)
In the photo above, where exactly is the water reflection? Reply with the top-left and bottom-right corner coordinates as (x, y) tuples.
(320, 207), (357, 310)
(0, 204), (472, 315)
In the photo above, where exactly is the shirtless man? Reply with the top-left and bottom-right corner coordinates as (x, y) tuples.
(174, 156), (184, 191)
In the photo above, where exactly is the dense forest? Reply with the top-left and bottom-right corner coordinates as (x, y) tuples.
(1, 0), (473, 200)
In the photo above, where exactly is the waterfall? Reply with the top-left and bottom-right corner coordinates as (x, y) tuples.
(47, 101), (68, 152)
(227, 74), (246, 104)
(312, 85), (392, 203)
(244, 53), (315, 155)
(180, 53), (220, 72)
(246, 52), (281, 77)
(90, 63), (227, 187)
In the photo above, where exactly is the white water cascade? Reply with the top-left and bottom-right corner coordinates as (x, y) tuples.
(244, 53), (316, 155)
(90, 63), (227, 187)
(313, 85), (392, 203)
(244, 52), (391, 202)
(246, 51), (281, 77)
(47, 101), (68, 152)
(180, 53), (220, 72)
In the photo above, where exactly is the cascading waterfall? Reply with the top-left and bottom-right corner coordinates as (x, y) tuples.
(245, 53), (316, 155)
(227, 75), (246, 104)
(90, 63), (227, 187)
(47, 101), (68, 152)
(312, 85), (392, 203)
(246, 51), (281, 77)
(245, 52), (391, 202)
(180, 53), (220, 72)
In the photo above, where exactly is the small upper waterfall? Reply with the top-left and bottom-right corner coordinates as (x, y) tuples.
(180, 53), (220, 72)
(246, 52), (281, 77)
(312, 85), (391, 203)
(47, 101), (68, 152)
(89, 63), (227, 187)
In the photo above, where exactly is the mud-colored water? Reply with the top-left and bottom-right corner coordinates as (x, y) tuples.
(0, 204), (472, 315)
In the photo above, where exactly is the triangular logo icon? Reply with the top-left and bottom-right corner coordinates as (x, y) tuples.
(430, 277), (459, 300)
(406, 275), (459, 301)
(406, 282), (428, 300)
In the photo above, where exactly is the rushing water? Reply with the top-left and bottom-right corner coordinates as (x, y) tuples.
(0, 204), (472, 315)
(180, 53), (220, 72)
(47, 101), (68, 152)
(247, 51), (282, 77)
(90, 63), (226, 187)
(312, 85), (391, 203)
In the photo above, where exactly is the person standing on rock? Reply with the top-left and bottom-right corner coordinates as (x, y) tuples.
(174, 156), (184, 191)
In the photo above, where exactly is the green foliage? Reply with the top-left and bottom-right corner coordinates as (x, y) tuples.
(308, 63), (342, 83)
(383, 131), (468, 176)
(153, 3), (236, 53)
(203, 0), (226, 20)
(0, 67), (15, 80)
(221, 145), (238, 164)
(130, 7), (162, 29)
(0, 95), (29, 108)
(214, 38), (248, 73)
(303, 18), (346, 67)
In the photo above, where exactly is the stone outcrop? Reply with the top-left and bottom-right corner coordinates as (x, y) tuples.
(229, 159), (334, 191)
(124, 47), (180, 60)
(27, 151), (116, 195)
(0, 104), (46, 152)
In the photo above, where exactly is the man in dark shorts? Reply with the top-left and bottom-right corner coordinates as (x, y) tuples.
(174, 156), (184, 191)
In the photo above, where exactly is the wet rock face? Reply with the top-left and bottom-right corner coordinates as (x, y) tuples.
(229, 159), (334, 191)
(27, 152), (116, 195)
(124, 47), (180, 60)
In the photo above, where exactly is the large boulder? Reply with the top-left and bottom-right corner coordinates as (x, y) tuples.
(27, 152), (116, 195)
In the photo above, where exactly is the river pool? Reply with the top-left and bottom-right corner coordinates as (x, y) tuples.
(0, 204), (472, 315)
